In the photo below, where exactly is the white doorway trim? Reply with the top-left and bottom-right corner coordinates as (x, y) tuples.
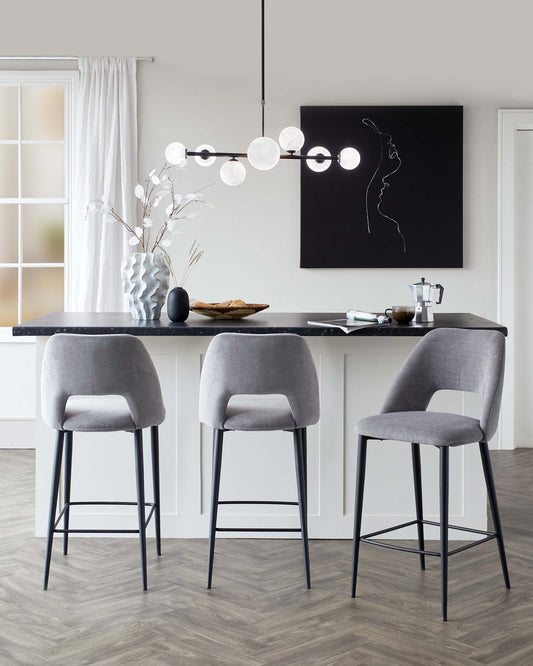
(498, 109), (533, 449)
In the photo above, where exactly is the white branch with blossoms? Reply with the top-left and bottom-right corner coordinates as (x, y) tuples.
(86, 162), (213, 256)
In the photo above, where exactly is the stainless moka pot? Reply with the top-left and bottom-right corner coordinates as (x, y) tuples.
(409, 277), (444, 323)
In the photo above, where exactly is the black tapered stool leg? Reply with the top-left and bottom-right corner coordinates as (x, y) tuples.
(151, 426), (162, 557)
(479, 442), (511, 589)
(411, 443), (425, 571)
(44, 430), (65, 590)
(439, 446), (449, 621)
(134, 429), (148, 591)
(207, 429), (224, 589)
(294, 428), (311, 589)
(63, 431), (73, 556)
(301, 427), (308, 507)
(351, 435), (368, 598)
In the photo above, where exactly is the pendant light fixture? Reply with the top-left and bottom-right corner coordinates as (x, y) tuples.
(165, 0), (361, 185)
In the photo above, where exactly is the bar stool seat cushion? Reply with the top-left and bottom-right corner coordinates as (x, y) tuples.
(224, 394), (296, 431)
(356, 411), (484, 447)
(62, 396), (135, 432)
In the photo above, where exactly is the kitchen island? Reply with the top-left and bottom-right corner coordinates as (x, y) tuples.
(14, 312), (506, 539)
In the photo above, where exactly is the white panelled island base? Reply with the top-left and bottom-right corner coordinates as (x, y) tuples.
(14, 312), (507, 540)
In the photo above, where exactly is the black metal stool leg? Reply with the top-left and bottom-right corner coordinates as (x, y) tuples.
(294, 428), (311, 589)
(151, 426), (162, 557)
(301, 427), (308, 507)
(479, 442), (511, 589)
(411, 443), (425, 571)
(207, 429), (224, 589)
(351, 435), (368, 598)
(44, 430), (64, 590)
(134, 429), (148, 591)
(63, 431), (73, 556)
(439, 446), (449, 621)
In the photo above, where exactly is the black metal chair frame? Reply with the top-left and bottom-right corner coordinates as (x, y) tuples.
(207, 427), (310, 589)
(351, 436), (511, 621)
(43, 426), (162, 591)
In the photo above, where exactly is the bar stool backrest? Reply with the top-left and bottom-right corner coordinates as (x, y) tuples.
(41, 333), (165, 430)
(381, 328), (505, 442)
(199, 333), (319, 430)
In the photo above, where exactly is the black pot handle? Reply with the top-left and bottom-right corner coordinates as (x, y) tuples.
(435, 284), (444, 305)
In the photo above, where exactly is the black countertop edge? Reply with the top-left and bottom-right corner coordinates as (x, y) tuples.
(12, 312), (508, 337)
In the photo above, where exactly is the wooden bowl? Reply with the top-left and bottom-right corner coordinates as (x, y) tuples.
(190, 303), (270, 320)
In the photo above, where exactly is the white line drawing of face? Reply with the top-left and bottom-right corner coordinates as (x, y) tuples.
(362, 118), (407, 253)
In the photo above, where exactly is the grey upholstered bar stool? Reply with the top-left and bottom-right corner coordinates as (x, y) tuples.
(351, 328), (510, 621)
(199, 332), (320, 589)
(41, 333), (165, 591)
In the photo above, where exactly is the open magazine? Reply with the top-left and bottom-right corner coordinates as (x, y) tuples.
(308, 310), (391, 334)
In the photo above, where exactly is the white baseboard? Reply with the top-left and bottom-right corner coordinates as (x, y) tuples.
(0, 419), (35, 448)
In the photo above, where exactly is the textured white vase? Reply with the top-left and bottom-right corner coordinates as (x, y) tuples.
(121, 252), (170, 320)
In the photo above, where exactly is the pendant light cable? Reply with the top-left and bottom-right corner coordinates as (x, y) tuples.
(261, 0), (265, 137)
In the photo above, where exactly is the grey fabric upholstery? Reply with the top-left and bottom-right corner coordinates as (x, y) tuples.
(224, 394), (296, 431)
(41, 334), (165, 431)
(62, 396), (136, 432)
(357, 411), (484, 447)
(199, 333), (319, 431)
(357, 328), (505, 446)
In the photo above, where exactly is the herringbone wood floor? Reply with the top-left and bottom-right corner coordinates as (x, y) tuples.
(0, 449), (532, 665)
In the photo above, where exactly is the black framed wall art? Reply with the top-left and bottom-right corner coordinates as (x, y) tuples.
(300, 106), (463, 268)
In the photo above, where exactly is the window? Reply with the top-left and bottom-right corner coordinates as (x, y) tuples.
(0, 72), (76, 327)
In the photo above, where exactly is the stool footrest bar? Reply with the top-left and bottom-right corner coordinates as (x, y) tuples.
(360, 519), (499, 558)
(360, 538), (441, 556)
(68, 501), (155, 507)
(216, 527), (302, 532)
(361, 520), (418, 540)
(421, 519), (496, 537)
(54, 528), (143, 534)
(54, 501), (157, 531)
(448, 535), (497, 555)
(218, 501), (298, 505)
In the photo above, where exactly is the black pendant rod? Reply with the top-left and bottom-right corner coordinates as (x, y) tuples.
(186, 150), (336, 162)
(261, 0), (265, 137)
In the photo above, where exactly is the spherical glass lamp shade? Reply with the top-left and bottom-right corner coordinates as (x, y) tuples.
(307, 146), (331, 172)
(279, 126), (305, 152)
(165, 142), (187, 165)
(220, 159), (246, 186)
(247, 136), (280, 170)
(194, 144), (217, 167)
(339, 147), (361, 170)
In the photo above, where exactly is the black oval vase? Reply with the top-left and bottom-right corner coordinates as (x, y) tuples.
(167, 287), (190, 322)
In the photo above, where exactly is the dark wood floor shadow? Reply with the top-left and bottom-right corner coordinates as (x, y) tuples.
(0, 448), (531, 665)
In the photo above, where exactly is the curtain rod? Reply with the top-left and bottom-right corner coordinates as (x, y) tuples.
(0, 56), (153, 62)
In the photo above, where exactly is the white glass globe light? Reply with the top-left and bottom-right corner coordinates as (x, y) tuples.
(279, 126), (305, 152)
(194, 144), (217, 167)
(307, 146), (331, 172)
(220, 159), (246, 186)
(339, 147), (361, 170)
(165, 142), (187, 165)
(247, 136), (280, 170)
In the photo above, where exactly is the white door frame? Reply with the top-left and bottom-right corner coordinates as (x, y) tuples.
(498, 109), (533, 449)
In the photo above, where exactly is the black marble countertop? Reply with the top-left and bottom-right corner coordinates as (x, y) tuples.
(12, 312), (508, 337)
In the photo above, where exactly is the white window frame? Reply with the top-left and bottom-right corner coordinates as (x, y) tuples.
(0, 70), (77, 339)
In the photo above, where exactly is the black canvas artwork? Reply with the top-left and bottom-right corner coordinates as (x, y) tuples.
(300, 106), (463, 268)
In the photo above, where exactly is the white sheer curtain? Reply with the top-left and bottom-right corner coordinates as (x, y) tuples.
(71, 57), (138, 311)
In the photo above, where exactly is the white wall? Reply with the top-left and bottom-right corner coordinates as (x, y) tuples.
(2, 0), (533, 444)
